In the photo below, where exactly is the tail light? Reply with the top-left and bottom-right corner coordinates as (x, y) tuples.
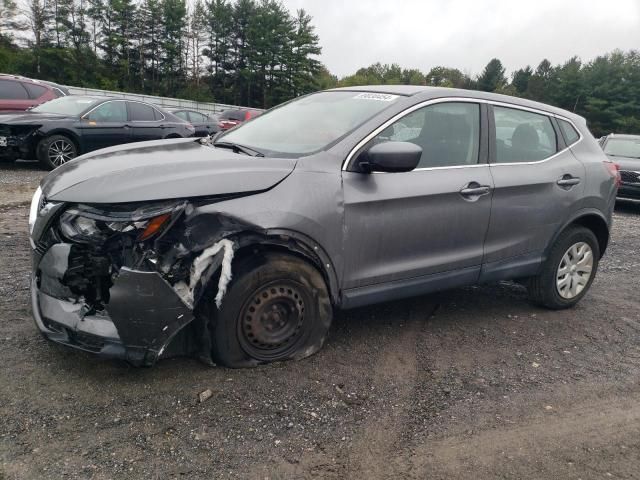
(244, 111), (251, 121)
(604, 160), (621, 188)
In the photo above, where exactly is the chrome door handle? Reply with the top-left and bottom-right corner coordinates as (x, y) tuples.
(460, 185), (491, 197)
(557, 176), (581, 187)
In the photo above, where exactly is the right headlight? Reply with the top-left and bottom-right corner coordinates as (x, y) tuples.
(58, 200), (185, 245)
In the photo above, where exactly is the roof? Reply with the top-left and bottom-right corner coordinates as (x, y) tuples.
(328, 85), (585, 122)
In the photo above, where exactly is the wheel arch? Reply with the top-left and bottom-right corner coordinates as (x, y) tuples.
(549, 210), (610, 259)
(39, 129), (83, 153)
(230, 229), (340, 306)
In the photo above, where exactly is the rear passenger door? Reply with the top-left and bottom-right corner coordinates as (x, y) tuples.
(481, 105), (585, 280)
(128, 102), (165, 142)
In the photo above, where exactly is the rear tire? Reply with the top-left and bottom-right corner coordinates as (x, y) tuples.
(210, 252), (332, 368)
(527, 226), (599, 309)
(37, 134), (78, 170)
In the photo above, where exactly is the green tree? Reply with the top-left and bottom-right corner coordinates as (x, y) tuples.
(511, 66), (532, 94)
(477, 58), (506, 92)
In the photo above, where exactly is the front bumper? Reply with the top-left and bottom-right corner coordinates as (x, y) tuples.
(32, 243), (194, 366)
(0, 132), (37, 160)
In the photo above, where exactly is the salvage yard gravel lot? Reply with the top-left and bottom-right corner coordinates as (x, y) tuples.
(1, 161), (640, 479)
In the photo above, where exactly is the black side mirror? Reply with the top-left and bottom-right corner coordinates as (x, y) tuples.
(357, 141), (422, 173)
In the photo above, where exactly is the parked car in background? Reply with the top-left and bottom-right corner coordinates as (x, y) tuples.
(0, 74), (68, 111)
(29, 86), (617, 368)
(0, 95), (194, 169)
(168, 108), (219, 137)
(217, 108), (262, 131)
(600, 133), (640, 201)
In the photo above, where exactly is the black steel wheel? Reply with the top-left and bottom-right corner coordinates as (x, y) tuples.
(209, 252), (332, 368)
(237, 280), (310, 361)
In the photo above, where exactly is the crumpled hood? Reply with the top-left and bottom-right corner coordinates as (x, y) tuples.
(41, 138), (297, 203)
(0, 111), (73, 124)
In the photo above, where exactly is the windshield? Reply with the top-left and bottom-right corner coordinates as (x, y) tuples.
(218, 91), (401, 157)
(604, 137), (640, 159)
(31, 96), (101, 116)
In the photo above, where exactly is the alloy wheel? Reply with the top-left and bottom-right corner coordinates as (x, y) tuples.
(48, 139), (75, 167)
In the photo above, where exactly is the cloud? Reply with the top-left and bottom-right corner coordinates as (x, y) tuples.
(281, 0), (640, 77)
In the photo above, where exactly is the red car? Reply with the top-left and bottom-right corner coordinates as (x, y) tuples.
(0, 74), (68, 111)
(217, 108), (262, 131)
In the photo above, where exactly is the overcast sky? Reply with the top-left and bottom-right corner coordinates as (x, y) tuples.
(280, 0), (640, 78)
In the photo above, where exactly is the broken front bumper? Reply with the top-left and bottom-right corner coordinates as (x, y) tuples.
(32, 244), (194, 366)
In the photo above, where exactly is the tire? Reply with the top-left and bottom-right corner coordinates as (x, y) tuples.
(210, 252), (332, 368)
(37, 134), (78, 170)
(527, 226), (600, 309)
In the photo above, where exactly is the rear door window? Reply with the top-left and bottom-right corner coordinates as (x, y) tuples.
(0, 80), (29, 99)
(129, 102), (156, 121)
(190, 111), (208, 122)
(493, 106), (558, 163)
(173, 111), (189, 121)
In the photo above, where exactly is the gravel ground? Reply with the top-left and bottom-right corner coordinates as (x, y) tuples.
(1, 163), (639, 479)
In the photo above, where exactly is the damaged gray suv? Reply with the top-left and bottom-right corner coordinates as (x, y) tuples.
(29, 86), (618, 368)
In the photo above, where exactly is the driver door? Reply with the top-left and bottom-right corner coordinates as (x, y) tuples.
(80, 100), (132, 152)
(341, 101), (493, 305)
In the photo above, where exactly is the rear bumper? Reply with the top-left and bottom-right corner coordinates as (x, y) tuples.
(617, 183), (640, 201)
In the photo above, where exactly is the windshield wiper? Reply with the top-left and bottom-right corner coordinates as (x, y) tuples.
(214, 141), (264, 157)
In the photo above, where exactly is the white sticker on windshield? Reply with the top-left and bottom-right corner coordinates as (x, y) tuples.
(353, 92), (398, 102)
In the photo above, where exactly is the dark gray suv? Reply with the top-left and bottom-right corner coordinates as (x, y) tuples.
(29, 86), (618, 368)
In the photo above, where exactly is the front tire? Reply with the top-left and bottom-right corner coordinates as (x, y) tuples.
(527, 226), (600, 309)
(210, 252), (332, 368)
(37, 134), (78, 170)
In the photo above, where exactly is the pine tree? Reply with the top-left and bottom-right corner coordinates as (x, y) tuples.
(477, 58), (506, 92)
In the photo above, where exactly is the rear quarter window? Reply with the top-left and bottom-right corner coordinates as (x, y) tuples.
(558, 119), (580, 145)
(128, 102), (156, 121)
(23, 83), (48, 99)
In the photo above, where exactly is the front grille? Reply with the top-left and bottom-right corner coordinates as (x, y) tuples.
(0, 124), (10, 136)
(620, 170), (640, 184)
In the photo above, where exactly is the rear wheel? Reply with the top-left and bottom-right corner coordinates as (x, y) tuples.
(210, 252), (332, 368)
(527, 226), (599, 309)
(37, 134), (77, 170)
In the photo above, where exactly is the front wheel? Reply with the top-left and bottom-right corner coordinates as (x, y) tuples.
(209, 252), (333, 368)
(527, 226), (600, 309)
(37, 134), (78, 170)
